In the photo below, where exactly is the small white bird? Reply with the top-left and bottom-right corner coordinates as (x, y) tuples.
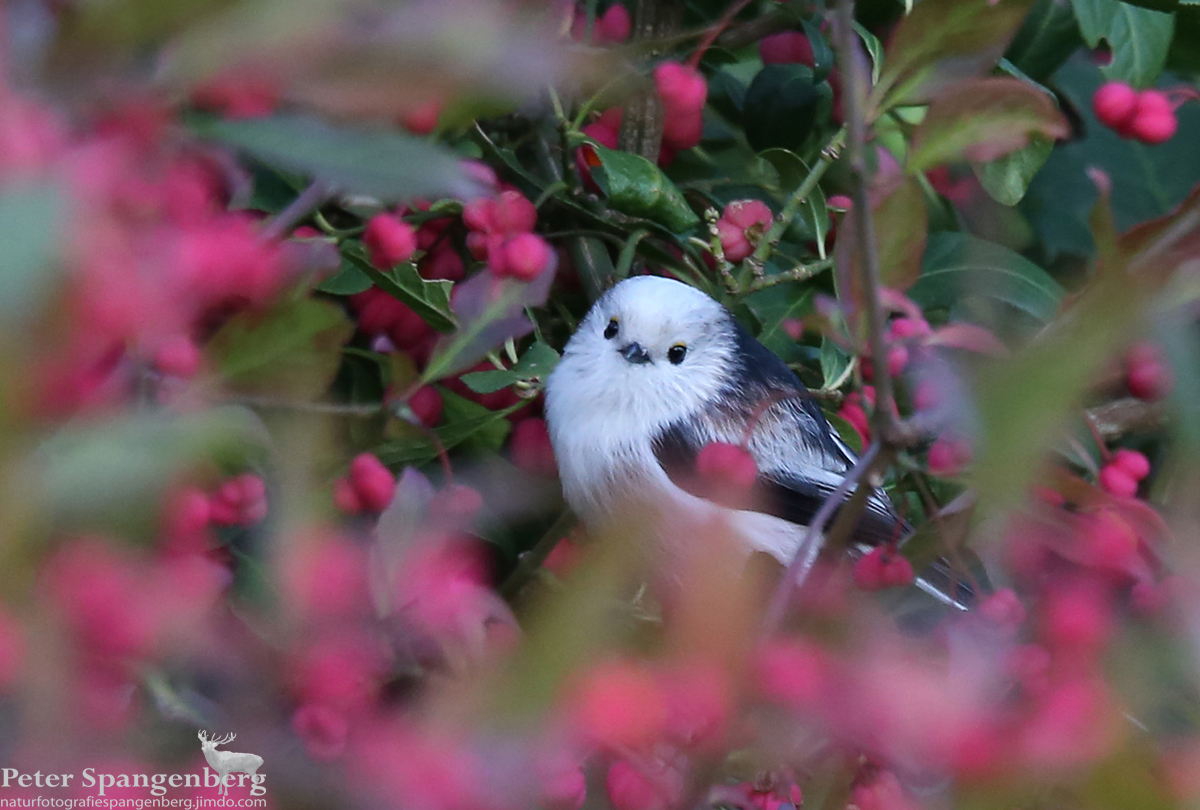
(544, 275), (905, 568)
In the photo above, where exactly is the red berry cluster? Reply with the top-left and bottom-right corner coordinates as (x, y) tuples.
(851, 546), (914, 591)
(716, 199), (774, 263)
(332, 453), (398, 515)
(463, 189), (553, 281)
(1097, 448), (1151, 498)
(1092, 82), (1179, 144)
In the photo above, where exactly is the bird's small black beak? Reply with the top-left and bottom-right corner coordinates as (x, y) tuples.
(619, 342), (652, 365)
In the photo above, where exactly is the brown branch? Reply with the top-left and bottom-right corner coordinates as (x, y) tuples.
(1087, 397), (1167, 440)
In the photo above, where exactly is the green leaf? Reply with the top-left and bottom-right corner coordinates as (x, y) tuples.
(1022, 56), (1200, 258)
(587, 144), (700, 233)
(342, 242), (456, 332)
(800, 18), (835, 83)
(972, 133), (1055, 205)
(875, 0), (1037, 109)
(0, 183), (64, 327)
(208, 297), (355, 398)
(854, 22), (885, 83)
(744, 285), (814, 363)
(460, 341), (560, 394)
(196, 113), (484, 202)
(820, 338), (853, 389)
(374, 398), (523, 467)
(911, 232), (1065, 326)
(1004, 0), (1085, 82)
(757, 149), (829, 257)
(317, 252), (374, 295)
(742, 64), (828, 153)
(1072, 0), (1175, 87)
(907, 78), (1069, 173)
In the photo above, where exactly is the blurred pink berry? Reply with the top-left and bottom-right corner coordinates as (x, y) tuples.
(927, 435), (972, 476)
(853, 547), (913, 591)
(540, 760), (588, 810)
(364, 214), (417, 269)
(979, 588), (1026, 631)
(401, 98), (442, 135)
(827, 194), (853, 211)
(408, 385), (443, 427)
(428, 484), (485, 525)
(511, 417), (558, 476)
(493, 190), (538, 234)
(838, 401), (870, 446)
(291, 703), (348, 761)
(887, 316), (931, 340)
(605, 759), (683, 810)
(1111, 448), (1151, 480)
(349, 453), (396, 513)
(696, 442), (758, 491)
(654, 62), (707, 151)
(1040, 581), (1112, 659)
(782, 318), (804, 340)
(333, 478), (364, 515)
(292, 631), (384, 711)
(154, 336), (201, 378)
(1098, 463), (1138, 497)
(850, 770), (918, 810)
(1092, 82), (1138, 131)
(1129, 90), (1177, 144)
(192, 72), (279, 119)
(597, 3), (632, 43)
(496, 233), (553, 281)
(571, 659), (669, 749)
(1125, 342), (1172, 400)
(754, 639), (825, 708)
(759, 31), (815, 66)
(210, 473), (268, 526)
(162, 487), (211, 537)
(0, 609), (26, 690)
(886, 345), (909, 377)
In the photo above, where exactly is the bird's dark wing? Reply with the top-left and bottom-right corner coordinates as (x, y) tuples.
(651, 319), (908, 547)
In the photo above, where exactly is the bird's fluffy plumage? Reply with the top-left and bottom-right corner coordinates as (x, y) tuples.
(545, 275), (904, 563)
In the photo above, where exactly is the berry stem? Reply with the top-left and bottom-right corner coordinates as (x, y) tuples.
(687, 0), (756, 70)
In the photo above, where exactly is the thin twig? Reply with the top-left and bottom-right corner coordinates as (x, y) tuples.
(744, 258), (835, 292)
(832, 0), (902, 445)
(500, 510), (578, 601)
(761, 441), (881, 635)
(230, 395), (385, 416)
(688, 0), (756, 69)
(261, 180), (333, 241)
(750, 128), (846, 265)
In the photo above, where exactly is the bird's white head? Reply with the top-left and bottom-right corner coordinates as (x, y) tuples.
(546, 276), (737, 443)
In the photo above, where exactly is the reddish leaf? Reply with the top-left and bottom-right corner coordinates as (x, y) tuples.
(927, 323), (1009, 356)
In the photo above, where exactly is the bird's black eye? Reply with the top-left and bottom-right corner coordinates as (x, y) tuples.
(668, 344), (687, 365)
(604, 319), (619, 340)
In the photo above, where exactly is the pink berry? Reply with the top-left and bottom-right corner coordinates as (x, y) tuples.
(1111, 448), (1150, 481)
(886, 344), (909, 377)
(1098, 463), (1138, 498)
(541, 762), (588, 810)
(1092, 82), (1138, 130)
(853, 547), (912, 590)
(510, 417), (557, 477)
(605, 760), (682, 810)
(758, 31), (815, 66)
(1125, 342), (1172, 400)
(154, 335), (201, 379)
(980, 588), (1026, 631)
(695, 442), (758, 491)
(462, 197), (497, 233)
(928, 435), (972, 476)
(838, 402), (870, 446)
(596, 3), (632, 44)
(827, 194), (853, 211)
(1129, 90), (1177, 144)
(497, 233), (553, 281)
(428, 484), (485, 524)
(723, 199), (773, 230)
(654, 62), (707, 113)
(717, 200), (773, 262)
(888, 316), (931, 340)
(492, 190), (538, 234)
(408, 385), (443, 427)
(400, 98), (442, 135)
(348, 453), (396, 513)
(363, 214), (417, 269)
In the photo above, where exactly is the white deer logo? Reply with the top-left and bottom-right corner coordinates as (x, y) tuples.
(198, 731), (263, 795)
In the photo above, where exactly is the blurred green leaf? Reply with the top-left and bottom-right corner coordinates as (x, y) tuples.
(801, 19), (835, 83)
(837, 176), (928, 311)
(875, 0), (1037, 109)
(29, 408), (269, 535)
(744, 285), (814, 363)
(197, 113), (485, 202)
(972, 133), (1055, 205)
(0, 183), (64, 327)
(743, 65), (828, 153)
(461, 342), (560, 394)
(910, 232), (1065, 323)
(587, 144), (701, 233)
(1004, 0), (1086, 82)
(907, 78), (1069, 173)
(342, 243), (456, 332)
(820, 338), (853, 389)
(1073, 0), (1175, 87)
(208, 296), (354, 398)
(854, 22), (885, 83)
(316, 253), (374, 295)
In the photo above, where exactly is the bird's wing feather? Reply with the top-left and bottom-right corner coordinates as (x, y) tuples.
(650, 320), (907, 547)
